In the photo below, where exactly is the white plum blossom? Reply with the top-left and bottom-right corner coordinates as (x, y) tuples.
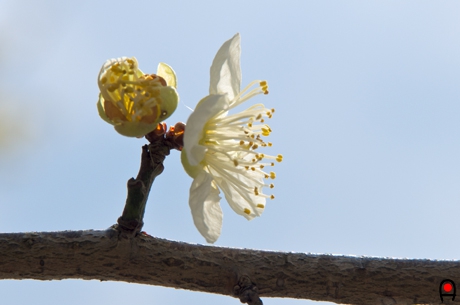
(97, 57), (179, 137)
(181, 33), (282, 243)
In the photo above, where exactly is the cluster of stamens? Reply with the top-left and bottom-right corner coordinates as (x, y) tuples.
(202, 80), (283, 217)
(98, 57), (166, 123)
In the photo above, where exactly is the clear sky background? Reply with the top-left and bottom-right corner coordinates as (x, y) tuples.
(0, 1), (459, 304)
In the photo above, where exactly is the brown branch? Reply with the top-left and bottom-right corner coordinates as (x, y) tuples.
(0, 229), (457, 304)
(116, 122), (184, 237)
(116, 142), (170, 236)
(3, 124), (450, 304)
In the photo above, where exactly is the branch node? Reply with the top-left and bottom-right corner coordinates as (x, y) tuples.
(233, 275), (263, 305)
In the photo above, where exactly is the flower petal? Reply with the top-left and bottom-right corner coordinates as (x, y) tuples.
(214, 171), (266, 220)
(97, 94), (114, 125)
(157, 62), (177, 89)
(114, 121), (158, 137)
(184, 94), (229, 166)
(209, 33), (241, 100)
(189, 170), (223, 243)
(181, 149), (202, 178)
(158, 86), (180, 121)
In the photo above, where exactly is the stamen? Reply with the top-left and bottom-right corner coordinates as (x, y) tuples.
(259, 81), (269, 95)
(189, 75), (282, 216)
(261, 126), (271, 136)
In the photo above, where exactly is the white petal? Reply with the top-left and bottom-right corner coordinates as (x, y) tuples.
(156, 62), (177, 88)
(215, 173), (265, 220)
(189, 170), (223, 243)
(209, 33), (241, 101)
(184, 94), (229, 166)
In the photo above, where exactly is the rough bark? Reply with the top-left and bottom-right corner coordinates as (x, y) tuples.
(0, 229), (457, 305)
(1, 127), (454, 304)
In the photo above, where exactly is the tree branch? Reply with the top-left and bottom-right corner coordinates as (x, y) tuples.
(2, 126), (453, 304)
(117, 122), (184, 237)
(117, 127), (173, 236)
(0, 229), (456, 304)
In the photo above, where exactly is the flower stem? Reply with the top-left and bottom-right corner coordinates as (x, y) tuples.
(116, 139), (171, 237)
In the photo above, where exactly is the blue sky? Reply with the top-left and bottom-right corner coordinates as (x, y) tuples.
(0, 1), (459, 304)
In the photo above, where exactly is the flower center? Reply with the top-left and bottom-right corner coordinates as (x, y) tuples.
(99, 58), (168, 123)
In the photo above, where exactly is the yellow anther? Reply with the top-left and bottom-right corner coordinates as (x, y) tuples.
(271, 162), (275, 166)
(240, 140), (245, 145)
(270, 195), (275, 199)
(270, 172), (276, 179)
(100, 77), (107, 84)
(248, 123), (253, 127)
(268, 142), (272, 147)
(261, 127), (271, 136)
(252, 144), (259, 149)
(270, 184), (274, 188)
(233, 160), (239, 166)
(251, 167), (256, 171)
(261, 119), (265, 123)
(260, 165), (264, 169)
(254, 187), (259, 195)
(245, 166), (250, 170)
(256, 204), (265, 209)
(259, 81), (269, 94)
(276, 155), (283, 162)
(244, 208), (251, 215)
(271, 108), (275, 113)
(256, 114), (262, 120)
(110, 64), (118, 70)
(264, 174), (269, 179)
